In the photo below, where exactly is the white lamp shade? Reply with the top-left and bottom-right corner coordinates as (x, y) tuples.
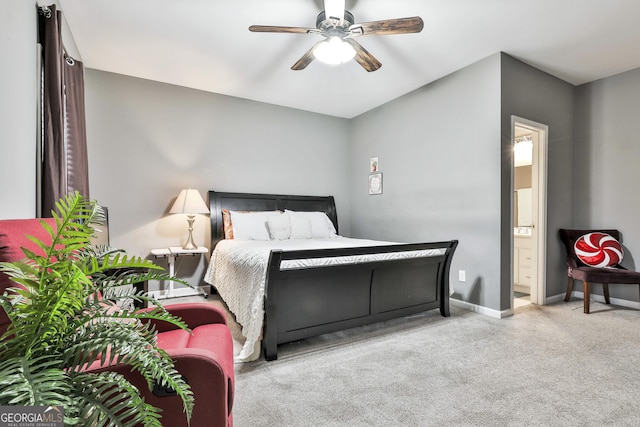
(169, 189), (209, 214)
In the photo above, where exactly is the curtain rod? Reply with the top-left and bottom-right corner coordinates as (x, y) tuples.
(37, 5), (78, 65)
(38, 5), (52, 18)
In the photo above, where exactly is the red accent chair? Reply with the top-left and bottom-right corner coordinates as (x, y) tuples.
(0, 218), (56, 335)
(0, 219), (234, 426)
(87, 303), (235, 427)
(559, 228), (640, 314)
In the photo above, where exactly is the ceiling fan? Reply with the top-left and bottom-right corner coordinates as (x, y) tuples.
(249, 0), (424, 72)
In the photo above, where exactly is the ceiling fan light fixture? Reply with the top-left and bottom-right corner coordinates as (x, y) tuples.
(313, 36), (356, 65)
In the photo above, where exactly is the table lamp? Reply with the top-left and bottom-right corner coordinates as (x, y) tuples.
(169, 189), (209, 250)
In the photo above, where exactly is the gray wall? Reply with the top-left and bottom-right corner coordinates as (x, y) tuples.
(350, 53), (576, 313)
(574, 68), (640, 301)
(0, 0), (38, 218)
(350, 54), (503, 310)
(0, 0), (81, 220)
(84, 70), (351, 288)
(500, 54), (575, 310)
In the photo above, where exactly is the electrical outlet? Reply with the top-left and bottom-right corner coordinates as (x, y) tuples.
(458, 270), (466, 282)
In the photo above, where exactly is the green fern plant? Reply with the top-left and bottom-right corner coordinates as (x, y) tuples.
(0, 192), (194, 426)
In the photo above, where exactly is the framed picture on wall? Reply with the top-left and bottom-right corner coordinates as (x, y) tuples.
(369, 172), (383, 195)
(370, 157), (379, 172)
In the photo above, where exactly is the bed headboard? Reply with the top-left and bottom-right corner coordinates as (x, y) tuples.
(208, 191), (338, 244)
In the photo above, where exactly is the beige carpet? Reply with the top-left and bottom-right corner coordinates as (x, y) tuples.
(172, 295), (640, 426)
(229, 299), (640, 426)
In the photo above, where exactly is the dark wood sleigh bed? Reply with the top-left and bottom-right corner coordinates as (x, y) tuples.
(208, 191), (458, 361)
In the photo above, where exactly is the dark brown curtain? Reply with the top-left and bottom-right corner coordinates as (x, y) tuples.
(63, 56), (89, 200)
(38, 4), (89, 217)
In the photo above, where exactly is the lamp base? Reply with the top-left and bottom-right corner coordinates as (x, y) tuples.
(182, 215), (198, 250)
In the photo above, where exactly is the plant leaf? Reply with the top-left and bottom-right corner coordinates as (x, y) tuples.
(0, 192), (194, 425)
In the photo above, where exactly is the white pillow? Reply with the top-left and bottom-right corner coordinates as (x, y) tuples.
(230, 211), (281, 240)
(289, 215), (312, 239)
(267, 214), (290, 240)
(285, 210), (337, 238)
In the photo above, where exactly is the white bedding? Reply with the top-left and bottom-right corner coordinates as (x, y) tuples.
(204, 237), (444, 362)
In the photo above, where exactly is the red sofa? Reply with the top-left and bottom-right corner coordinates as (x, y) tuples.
(0, 218), (234, 427)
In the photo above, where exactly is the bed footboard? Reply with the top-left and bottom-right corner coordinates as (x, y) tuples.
(263, 240), (458, 361)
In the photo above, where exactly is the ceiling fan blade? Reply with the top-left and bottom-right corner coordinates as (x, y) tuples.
(349, 16), (424, 36)
(344, 39), (381, 72)
(249, 25), (313, 34)
(291, 41), (324, 70)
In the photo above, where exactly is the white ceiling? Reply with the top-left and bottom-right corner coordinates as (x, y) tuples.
(58, 0), (640, 119)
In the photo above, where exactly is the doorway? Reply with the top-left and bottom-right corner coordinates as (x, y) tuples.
(512, 117), (547, 310)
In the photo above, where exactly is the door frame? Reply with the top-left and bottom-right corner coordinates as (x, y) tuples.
(511, 116), (548, 307)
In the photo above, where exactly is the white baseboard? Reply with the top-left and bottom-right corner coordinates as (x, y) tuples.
(149, 285), (210, 301)
(565, 291), (640, 310)
(450, 298), (510, 318)
(544, 293), (566, 305)
(452, 292), (640, 319)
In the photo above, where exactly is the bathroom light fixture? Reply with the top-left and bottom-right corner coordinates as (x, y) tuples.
(313, 36), (356, 65)
(169, 189), (209, 250)
(514, 136), (533, 167)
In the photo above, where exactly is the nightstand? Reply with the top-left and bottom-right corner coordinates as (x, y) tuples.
(150, 246), (209, 300)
